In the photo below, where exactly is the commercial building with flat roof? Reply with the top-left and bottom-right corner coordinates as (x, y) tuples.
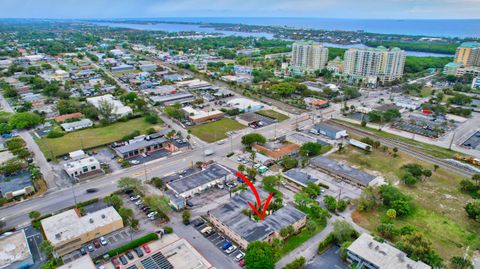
(167, 163), (233, 198)
(86, 94), (132, 118)
(0, 230), (33, 269)
(347, 233), (431, 269)
(283, 168), (319, 187)
(227, 98), (264, 113)
(112, 135), (175, 159)
(252, 141), (300, 160)
(310, 156), (383, 187)
(149, 93), (196, 106)
(182, 106), (224, 124)
(208, 190), (306, 249)
(63, 156), (101, 179)
(57, 255), (96, 269)
(41, 206), (123, 256)
(60, 119), (93, 132)
(310, 122), (347, 139)
(0, 171), (34, 199)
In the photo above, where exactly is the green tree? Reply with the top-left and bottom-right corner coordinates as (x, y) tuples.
(244, 241), (275, 269)
(300, 142), (323, 157)
(182, 210), (191, 224)
(323, 195), (337, 212)
(332, 220), (357, 243)
(117, 177), (143, 193)
(386, 208), (397, 219)
(450, 256), (473, 269)
(40, 240), (55, 259)
(282, 256), (306, 269)
(8, 112), (43, 129)
(29, 210), (41, 220)
(118, 207), (134, 224)
(241, 133), (266, 147)
(104, 194), (123, 210)
(279, 225), (295, 238)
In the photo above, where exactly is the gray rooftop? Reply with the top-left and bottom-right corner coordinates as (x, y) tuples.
(283, 168), (319, 187)
(209, 190), (306, 243)
(168, 164), (231, 195)
(114, 137), (168, 154)
(312, 122), (344, 134)
(310, 156), (376, 186)
(0, 171), (32, 196)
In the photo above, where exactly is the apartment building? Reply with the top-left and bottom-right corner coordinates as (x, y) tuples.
(342, 46), (406, 84)
(454, 42), (480, 67)
(291, 42), (329, 71)
(41, 207), (123, 256)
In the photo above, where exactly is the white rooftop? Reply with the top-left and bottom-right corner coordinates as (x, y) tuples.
(41, 207), (122, 246)
(86, 94), (132, 116)
(183, 106), (223, 120)
(348, 233), (431, 269)
(0, 230), (31, 269)
(63, 156), (100, 171)
(227, 98), (262, 109)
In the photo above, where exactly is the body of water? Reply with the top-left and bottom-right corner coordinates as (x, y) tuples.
(93, 21), (455, 57)
(149, 17), (480, 38)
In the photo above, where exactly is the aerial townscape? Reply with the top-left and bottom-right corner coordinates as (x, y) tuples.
(0, 2), (480, 269)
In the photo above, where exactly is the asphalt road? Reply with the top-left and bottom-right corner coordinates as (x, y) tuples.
(0, 115), (301, 229)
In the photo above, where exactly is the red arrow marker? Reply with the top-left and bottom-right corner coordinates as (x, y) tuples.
(236, 171), (274, 220)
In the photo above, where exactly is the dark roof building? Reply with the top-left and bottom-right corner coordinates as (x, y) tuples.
(0, 171), (34, 199)
(113, 136), (172, 159)
(283, 168), (319, 187)
(310, 156), (381, 187)
(167, 164), (233, 198)
(310, 122), (347, 139)
(208, 190), (307, 249)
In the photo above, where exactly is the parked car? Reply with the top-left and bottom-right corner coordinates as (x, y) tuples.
(147, 211), (157, 218)
(142, 244), (151, 253)
(239, 260), (245, 267)
(135, 199), (144, 205)
(95, 260), (105, 269)
(129, 160), (140, 165)
(87, 245), (94, 252)
(134, 247), (144, 257)
(234, 252), (244, 261)
(100, 236), (108, 246)
(192, 218), (205, 227)
(79, 247), (86, 256)
(119, 255), (128, 265)
(111, 258), (120, 269)
(186, 200), (194, 207)
(222, 242), (232, 250)
(130, 195), (141, 201)
(93, 239), (101, 248)
(86, 188), (98, 193)
(225, 245), (237, 254)
(125, 251), (134, 260)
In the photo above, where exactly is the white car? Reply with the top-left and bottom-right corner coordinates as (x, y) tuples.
(225, 245), (237, 254)
(147, 211), (158, 218)
(135, 199), (143, 205)
(234, 252), (244, 262)
(100, 236), (108, 246)
(130, 195), (141, 201)
(129, 160), (140, 165)
(253, 163), (261, 169)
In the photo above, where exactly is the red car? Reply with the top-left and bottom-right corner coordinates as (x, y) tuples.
(93, 239), (101, 248)
(111, 258), (120, 269)
(142, 244), (151, 253)
(239, 261), (244, 267)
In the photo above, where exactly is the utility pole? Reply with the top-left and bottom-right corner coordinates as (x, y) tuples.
(449, 131), (456, 150)
(71, 177), (78, 207)
(230, 135), (233, 153)
(143, 163), (148, 182)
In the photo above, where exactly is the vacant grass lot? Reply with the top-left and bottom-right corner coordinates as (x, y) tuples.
(37, 117), (155, 158)
(331, 146), (480, 260)
(188, 118), (245, 143)
(256, 110), (289, 121)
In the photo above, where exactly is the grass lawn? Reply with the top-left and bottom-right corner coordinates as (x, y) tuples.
(256, 110), (289, 121)
(278, 219), (326, 259)
(37, 117), (156, 158)
(420, 87), (433, 97)
(332, 146), (480, 260)
(188, 118), (245, 143)
(333, 119), (460, 159)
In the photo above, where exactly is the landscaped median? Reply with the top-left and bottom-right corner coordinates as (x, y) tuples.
(36, 117), (157, 159)
(107, 232), (158, 257)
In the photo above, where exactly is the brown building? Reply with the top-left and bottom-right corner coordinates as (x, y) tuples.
(253, 141), (300, 160)
(41, 207), (123, 256)
(182, 106), (224, 124)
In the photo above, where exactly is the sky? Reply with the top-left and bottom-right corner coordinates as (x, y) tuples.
(0, 0), (479, 19)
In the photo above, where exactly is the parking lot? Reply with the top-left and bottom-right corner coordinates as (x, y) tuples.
(63, 228), (134, 263)
(462, 131), (480, 150)
(191, 218), (245, 266)
(305, 246), (345, 269)
(24, 225), (45, 269)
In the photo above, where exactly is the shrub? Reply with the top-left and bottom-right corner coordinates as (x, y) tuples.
(46, 130), (65, 138)
(164, 226), (173, 234)
(107, 233), (158, 257)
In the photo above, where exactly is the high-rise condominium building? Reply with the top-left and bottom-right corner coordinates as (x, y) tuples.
(454, 42), (480, 67)
(291, 42), (329, 71)
(343, 46), (406, 84)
